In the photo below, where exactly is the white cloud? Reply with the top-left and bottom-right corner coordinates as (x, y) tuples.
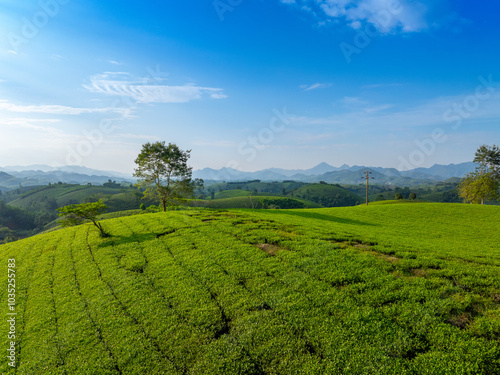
(300, 83), (332, 91)
(0, 99), (131, 116)
(281, 0), (439, 33)
(84, 72), (227, 103)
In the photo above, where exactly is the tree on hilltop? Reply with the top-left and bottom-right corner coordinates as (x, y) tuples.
(133, 142), (203, 212)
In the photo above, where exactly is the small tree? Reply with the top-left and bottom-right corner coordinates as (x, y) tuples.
(395, 193), (404, 200)
(57, 200), (108, 237)
(133, 142), (203, 211)
(409, 192), (417, 200)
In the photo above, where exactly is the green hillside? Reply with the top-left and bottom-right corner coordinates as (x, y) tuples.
(293, 183), (362, 207)
(7, 184), (138, 209)
(195, 196), (322, 209)
(214, 190), (252, 199)
(1, 203), (499, 374)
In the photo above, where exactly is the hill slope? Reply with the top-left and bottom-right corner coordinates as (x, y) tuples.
(1, 204), (499, 374)
(293, 183), (362, 207)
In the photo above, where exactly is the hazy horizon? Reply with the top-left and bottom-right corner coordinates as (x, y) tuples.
(0, 160), (476, 177)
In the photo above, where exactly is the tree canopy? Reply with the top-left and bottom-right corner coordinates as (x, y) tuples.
(133, 141), (203, 211)
(459, 145), (500, 204)
(474, 144), (500, 176)
(57, 200), (108, 236)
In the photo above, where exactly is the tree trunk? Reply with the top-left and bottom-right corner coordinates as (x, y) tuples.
(162, 199), (167, 212)
(93, 221), (107, 237)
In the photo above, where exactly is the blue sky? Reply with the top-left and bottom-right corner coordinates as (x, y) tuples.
(0, 0), (499, 173)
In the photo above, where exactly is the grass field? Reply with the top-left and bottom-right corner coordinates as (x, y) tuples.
(0, 203), (499, 374)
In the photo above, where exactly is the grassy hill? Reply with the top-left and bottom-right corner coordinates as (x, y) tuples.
(1, 203), (499, 374)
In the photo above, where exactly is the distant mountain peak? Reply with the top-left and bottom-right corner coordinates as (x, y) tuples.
(314, 162), (333, 168)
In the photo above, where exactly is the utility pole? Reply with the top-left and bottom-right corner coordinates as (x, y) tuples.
(361, 171), (374, 206)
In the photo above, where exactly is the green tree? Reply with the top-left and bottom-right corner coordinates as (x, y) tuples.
(409, 192), (417, 200)
(133, 142), (203, 211)
(57, 200), (108, 237)
(458, 145), (500, 205)
(458, 172), (499, 205)
(474, 144), (500, 176)
(395, 193), (404, 200)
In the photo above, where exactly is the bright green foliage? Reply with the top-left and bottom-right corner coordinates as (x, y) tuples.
(459, 172), (500, 205)
(459, 144), (500, 205)
(1, 203), (499, 374)
(133, 141), (203, 212)
(57, 200), (108, 237)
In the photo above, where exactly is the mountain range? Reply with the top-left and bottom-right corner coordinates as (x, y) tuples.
(192, 162), (476, 185)
(0, 162), (476, 191)
(0, 165), (134, 190)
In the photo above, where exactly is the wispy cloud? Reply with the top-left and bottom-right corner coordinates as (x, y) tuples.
(280, 0), (442, 33)
(300, 83), (332, 91)
(84, 72), (227, 103)
(291, 91), (500, 130)
(0, 118), (69, 150)
(1, 118), (61, 128)
(0, 100), (131, 116)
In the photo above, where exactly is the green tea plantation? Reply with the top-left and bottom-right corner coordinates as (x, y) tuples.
(1, 203), (499, 374)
